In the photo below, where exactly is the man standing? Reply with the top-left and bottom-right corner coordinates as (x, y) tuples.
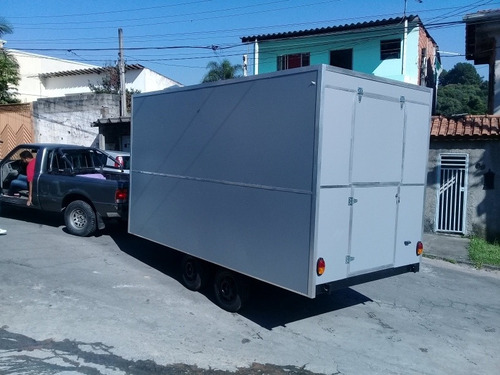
(8, 151), (36, 206)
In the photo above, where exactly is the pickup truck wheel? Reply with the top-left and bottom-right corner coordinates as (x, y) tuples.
(213, 269), (248, 313)
(181, 255), (207, 291)
(64, 200), (97, 237)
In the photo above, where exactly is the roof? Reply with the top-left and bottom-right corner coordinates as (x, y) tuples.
(39, 64), (145, 78)
(16, 143), (100, 149)
(7, 49), (97, 69)
(464, 9), (500, 63)
(241, 15), (424, 42)
(92, 117), (131, 127)
(463, 8), (500, 22)
(431, 115), (500, 139)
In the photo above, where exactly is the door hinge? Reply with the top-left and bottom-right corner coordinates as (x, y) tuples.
(348, 197), (358, 206)
(345, 255), (355, 264)
(357, 87), (364, 103)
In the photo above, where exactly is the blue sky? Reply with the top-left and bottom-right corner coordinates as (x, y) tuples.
(2, 0), (498, 85)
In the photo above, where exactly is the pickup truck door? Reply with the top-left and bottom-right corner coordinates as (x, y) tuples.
(0, 145), (40, 207)
(35, 148), (67, 211)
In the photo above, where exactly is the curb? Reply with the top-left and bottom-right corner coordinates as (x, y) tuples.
(423, 253), (500, 271)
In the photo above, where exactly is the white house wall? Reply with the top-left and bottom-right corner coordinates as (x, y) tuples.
(141, 69), (181, 91)
(41, 74), (97, 97)
(495, 29), (500, 114)
(9, 49), (180, 103)
(9, 50), (98, 103)
(40, 69), (179, 98)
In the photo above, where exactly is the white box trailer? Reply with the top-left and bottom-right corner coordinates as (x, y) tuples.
(129, 65), (432, 312)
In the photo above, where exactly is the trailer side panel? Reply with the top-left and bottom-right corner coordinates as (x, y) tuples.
(130, 70), (320, 295)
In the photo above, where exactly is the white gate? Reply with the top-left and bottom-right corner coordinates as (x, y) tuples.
(436, 154), (468, 233)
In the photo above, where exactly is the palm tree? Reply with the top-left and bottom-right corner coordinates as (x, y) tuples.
(202, 59), (242, 83)
(0, 19), (13, 36)
(0, 19), (20, 104)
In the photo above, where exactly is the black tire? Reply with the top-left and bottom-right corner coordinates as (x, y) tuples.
(213, 269), (248, 313)
(64, 200), (97, 237)
(181, 255), (207, 291)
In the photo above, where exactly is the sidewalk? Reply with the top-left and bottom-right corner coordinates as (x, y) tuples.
(422, 232), (471, 265)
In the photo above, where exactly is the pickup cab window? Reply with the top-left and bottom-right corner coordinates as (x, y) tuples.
(48, 149), (103, 174)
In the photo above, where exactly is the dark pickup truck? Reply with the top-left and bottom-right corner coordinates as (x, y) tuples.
(0, 143), (129, 236)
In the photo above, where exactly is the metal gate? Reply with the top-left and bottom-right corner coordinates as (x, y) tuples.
(0, 103), (34, 159)
(436, 153), (468, 233)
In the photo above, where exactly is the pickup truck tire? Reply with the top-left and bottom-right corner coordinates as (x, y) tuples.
(64, 200), (97, 237)
(213, 269), (248, 313)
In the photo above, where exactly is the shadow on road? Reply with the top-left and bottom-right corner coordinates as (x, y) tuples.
(0, 204), (64, 228)
(105, 223), (371, 329)
(240, 284), (371, 329)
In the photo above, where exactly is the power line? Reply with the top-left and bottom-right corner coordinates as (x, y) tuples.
(7, 0), (339, 31)
(4, 0), (213, 19)
(5, 0), (499, 83)
(11, 17), (498, 56)
(6, 2), (500, 48)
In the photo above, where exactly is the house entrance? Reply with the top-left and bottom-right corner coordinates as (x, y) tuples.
(436, 153), (468, 234)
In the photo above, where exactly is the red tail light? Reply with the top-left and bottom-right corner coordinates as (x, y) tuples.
(317, 257), (326, 276)
(115, 188), (128, 203)
(114, 156), (124, 168)
(416, 241), (424, 256)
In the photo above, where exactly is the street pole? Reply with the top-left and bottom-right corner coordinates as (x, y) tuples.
(118, 28), (126, 117)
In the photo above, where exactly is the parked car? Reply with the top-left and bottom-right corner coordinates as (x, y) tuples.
(96, 150), (130, 173)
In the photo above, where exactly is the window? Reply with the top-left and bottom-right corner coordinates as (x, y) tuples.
(330, 49), (353, 70)
(277, 53), (310, 71)
(49, 149), (98, 173)
(380, 39), (401, 60)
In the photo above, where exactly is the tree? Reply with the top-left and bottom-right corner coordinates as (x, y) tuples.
(0, 19), (20, 104)
(436, 63), (488, 116)
(88, 65), (140, 113)
(439, 62), (483, 86)
(202, 59), (242, 83)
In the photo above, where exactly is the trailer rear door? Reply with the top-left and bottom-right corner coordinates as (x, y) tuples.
(348, 92), (404, 275)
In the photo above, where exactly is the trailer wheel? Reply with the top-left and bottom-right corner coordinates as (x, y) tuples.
(181, 255), (207, 291)
(213, 269), (248, 313)
(64, 200), (97, 237)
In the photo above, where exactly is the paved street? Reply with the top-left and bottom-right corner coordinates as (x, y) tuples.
(0, 207), (499, 375)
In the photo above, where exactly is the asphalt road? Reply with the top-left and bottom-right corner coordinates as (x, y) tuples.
(0, 207), (499, 375)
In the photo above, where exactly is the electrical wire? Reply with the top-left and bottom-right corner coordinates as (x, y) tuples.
(3, 0), (499, 81)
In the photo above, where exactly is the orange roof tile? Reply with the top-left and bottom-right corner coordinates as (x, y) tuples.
(431, 115), (500, 139)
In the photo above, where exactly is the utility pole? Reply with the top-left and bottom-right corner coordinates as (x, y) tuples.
(118, 28), (127, 117)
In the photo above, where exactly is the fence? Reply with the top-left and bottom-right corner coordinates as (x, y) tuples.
(0, 103), (34, 158)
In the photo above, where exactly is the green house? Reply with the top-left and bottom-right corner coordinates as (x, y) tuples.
(241, 15), (440, 88)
